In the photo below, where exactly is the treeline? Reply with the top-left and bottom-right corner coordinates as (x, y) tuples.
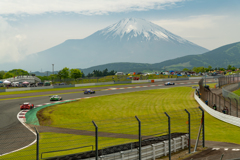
(86, 69), (116, 77)
(183, 65), (237, 73)
(36, 68), (116, 82)
(0, 69), (29, 79)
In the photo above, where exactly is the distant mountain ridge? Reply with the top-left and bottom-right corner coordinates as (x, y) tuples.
(30, 41), (240, 75)
(12, 18), (208, 71)
(77, 41), (240, 74)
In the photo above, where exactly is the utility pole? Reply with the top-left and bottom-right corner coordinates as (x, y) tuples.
(52, 64), (54, 85)
(52, 64), (54, 75)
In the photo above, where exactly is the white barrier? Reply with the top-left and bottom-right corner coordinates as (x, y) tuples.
(84, 134), (188, 160)
(194, 93), (240, 127)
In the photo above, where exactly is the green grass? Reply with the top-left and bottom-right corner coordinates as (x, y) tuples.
(5, 86), (240, 159)
(233, 88), (240, 96)
(38, 86), (240, 144)
(192, 83), (216, 88)
(1, 133), (134, 160)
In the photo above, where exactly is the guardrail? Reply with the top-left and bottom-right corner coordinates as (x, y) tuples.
(195, 91), (240, 127)
(83, 134), (188, 160)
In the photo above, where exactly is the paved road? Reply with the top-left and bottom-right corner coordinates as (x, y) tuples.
(0, 79), (214, 155)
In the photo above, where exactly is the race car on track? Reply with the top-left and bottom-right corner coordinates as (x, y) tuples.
(84, 89), (95, 94)
(50, 95), (63, 101)
(20, 102), (34, 110)
(165, 82), (175, 86)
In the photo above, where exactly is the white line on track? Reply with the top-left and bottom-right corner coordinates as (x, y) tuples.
(0, 111), (37, 156)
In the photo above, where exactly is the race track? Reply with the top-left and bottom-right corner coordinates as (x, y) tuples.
(0, 79), (215, 155)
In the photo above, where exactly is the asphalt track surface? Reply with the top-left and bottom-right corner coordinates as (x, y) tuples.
(0, 79), (215, 156)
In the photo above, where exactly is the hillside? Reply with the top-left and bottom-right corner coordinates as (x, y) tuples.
(152, 41), (240, 70)
(78, 41), (240, 73)
(30, 41), (240, 75)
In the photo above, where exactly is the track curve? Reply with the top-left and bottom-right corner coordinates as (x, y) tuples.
(0, 79), (216, 155)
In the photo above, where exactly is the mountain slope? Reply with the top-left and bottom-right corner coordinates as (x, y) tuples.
(76, 41), (240, 74)
(152, 41), (240, 70)
(19, 18), (208, 71)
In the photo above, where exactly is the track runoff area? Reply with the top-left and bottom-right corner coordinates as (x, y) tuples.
(0, 79), (216, 157)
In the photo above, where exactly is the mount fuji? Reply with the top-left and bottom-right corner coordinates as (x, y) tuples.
(18, 18), (209, 70)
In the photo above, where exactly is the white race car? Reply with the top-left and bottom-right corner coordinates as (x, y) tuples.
(165, 82), (175, 86)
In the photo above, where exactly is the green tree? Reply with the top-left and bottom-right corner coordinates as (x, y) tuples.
(227, 65), (232, 70)
(61, 67), (70, 79)
(57, 70), (64, 80)
(183, 68), (189, 71)
(36, 76), (51, 82)
(70, 69), (82, 80)
(3, 72), (14, 79)
(208, 66), (212, 71)
(0, 71), (5, 79)
(8, 69), (29, 76)
(219, 68), (225, 71)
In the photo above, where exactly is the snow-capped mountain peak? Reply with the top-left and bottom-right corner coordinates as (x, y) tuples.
(99, 18), (192, 44)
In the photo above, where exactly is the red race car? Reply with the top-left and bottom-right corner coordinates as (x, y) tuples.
(20, 102), (34, 110)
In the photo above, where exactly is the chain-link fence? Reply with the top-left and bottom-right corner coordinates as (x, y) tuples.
(218, 74), (240, 88)
(0, 109), (204, 160)
(198, 79), (240, 117)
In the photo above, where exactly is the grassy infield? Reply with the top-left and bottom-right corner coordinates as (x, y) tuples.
(3, 84), (240, 159)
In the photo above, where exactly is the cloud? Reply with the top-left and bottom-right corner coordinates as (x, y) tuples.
(152, 15), (227, 31)
(0, 17), (27, 63)
(151, 15), (240, 50)
(0, 0), (185, 15)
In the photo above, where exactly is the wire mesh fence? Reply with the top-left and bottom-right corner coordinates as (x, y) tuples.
(199, 78), (240, 117)
(0, 109), (204, 160)
(218, 74), (240, 88)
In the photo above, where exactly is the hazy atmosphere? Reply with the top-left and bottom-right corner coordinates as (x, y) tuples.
(0, 0), (240, 71)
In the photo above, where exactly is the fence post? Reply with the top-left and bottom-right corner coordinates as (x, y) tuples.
(228, 97), (231, 115)
(214, 93), (217, 107)
(184, 109), (191, 154)
(218, 95), (221, 111)
(135, 116), (141, 160)
(224, 97), (226, 109)
(92, 121), (98, 160)
(164, 112), (171, 160)
(235, 98), (238, 117)
(198, 107), (205, 148)
(34, 127), (39, 160)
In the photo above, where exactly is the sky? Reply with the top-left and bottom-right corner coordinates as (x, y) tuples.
(0, 0), (240, 71)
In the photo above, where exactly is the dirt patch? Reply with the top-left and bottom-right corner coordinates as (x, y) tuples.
(37, 107), (53, 126)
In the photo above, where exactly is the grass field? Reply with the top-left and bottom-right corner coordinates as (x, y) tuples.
(4, 85), (240, 160)
(38, 86), (240, 143)
(233, 88), (240, 96)
(2, 133), (134, 160)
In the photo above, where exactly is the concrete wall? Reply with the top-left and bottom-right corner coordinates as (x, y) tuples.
(95, 82), (114, 85)
(32, 86), (54, 90)
(132, 80), (149, 83)
(5, 88), (31, 92)
(54, 85), (75, 88)
(114, 81), (131, 84)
